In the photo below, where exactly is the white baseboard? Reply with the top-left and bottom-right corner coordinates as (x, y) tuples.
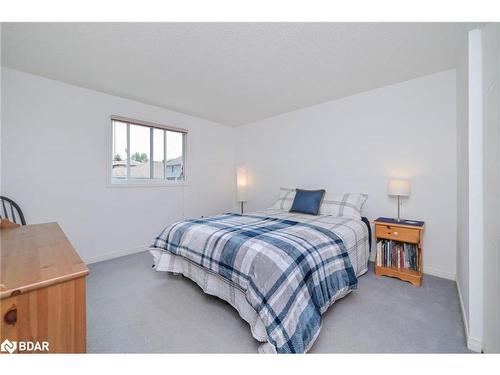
(467, 336), (483, 353)
(423, 266), (456, 281)
(84, 245), (150, 264)
(457, 279), (483, 353)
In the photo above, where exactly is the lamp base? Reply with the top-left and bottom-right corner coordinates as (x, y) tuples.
(397, 195), (401, 221)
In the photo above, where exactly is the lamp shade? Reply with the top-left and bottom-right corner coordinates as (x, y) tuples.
(388, 179), (411, 196)
(236, 166), (248, 202)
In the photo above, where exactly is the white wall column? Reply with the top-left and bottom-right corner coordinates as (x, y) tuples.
(467, 28), (484, 352)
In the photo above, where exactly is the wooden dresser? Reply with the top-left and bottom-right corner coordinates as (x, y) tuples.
(0, 223), (89, 353)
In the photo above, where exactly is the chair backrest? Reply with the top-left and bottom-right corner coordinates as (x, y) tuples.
(0, 196), (26, 225)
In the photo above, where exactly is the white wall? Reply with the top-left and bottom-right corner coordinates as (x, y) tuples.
(236, 70), (457, 279)
(481, 23), (500, 353)
(467, 28), (485, 350)
(456, 24), (500, 353)
(456, 26), (470, 339)
(1, 68), (236, 263)
(1, 67), (460, 280)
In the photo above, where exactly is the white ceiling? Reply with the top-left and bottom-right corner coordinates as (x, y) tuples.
(1, 23), (462, 126)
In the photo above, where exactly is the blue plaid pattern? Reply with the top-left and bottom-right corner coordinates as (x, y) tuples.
(153, 213), (358, 353)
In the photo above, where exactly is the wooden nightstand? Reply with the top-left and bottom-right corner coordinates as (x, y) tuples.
(373, 217), (424, 287)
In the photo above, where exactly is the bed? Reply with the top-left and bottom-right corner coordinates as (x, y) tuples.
(149, 207), (370, 353)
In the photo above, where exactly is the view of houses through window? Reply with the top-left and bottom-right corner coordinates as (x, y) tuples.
(111, 119), (185, 183)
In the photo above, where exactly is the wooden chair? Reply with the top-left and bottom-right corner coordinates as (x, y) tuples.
(0, 196), (26, 228)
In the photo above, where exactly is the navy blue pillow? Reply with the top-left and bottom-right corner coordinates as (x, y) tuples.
(289, 189), (326, 215)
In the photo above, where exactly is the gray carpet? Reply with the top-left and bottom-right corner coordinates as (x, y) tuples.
(87, 251), (469, 353)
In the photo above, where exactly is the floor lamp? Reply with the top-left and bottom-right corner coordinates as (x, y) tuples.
(236, 166), (247, 214)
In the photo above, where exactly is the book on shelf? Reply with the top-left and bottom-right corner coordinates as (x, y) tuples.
(376, 239), (419, 271)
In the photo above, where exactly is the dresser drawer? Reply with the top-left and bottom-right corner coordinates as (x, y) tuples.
(375, 224), (420, 244)
(0, 277), (87, 353)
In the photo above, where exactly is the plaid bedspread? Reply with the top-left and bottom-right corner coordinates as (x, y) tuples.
(152, 213), (358, 353)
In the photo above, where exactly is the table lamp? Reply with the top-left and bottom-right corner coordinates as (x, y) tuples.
(388, 178), (411, 221)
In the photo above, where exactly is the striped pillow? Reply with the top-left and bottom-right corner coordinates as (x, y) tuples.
(319, 193), (368, 220)
(272, 187), (297, 211)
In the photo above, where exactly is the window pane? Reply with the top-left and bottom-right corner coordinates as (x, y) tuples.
(112, 121), (127, 179)
(129, 124), (150, 179)
(152, 128), (164, 179)
(166, 131), (184, 181)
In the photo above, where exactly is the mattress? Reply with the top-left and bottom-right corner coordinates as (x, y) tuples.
(150, 209), (370, 353)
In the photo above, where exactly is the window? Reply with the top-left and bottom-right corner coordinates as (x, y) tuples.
(110, 116), (187, 185)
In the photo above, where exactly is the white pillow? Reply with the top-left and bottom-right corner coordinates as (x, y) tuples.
(272, 187), (296, 211)
(319, 193), (368, 220)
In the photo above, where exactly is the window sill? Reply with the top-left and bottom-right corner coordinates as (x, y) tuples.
(107, 179), (189, 188)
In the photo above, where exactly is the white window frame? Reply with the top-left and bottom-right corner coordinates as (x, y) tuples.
(107, 115), (188, 187)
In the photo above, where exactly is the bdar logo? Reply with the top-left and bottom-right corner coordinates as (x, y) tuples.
(0, 339), (49, 353)
(1, 339), (17, 354)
